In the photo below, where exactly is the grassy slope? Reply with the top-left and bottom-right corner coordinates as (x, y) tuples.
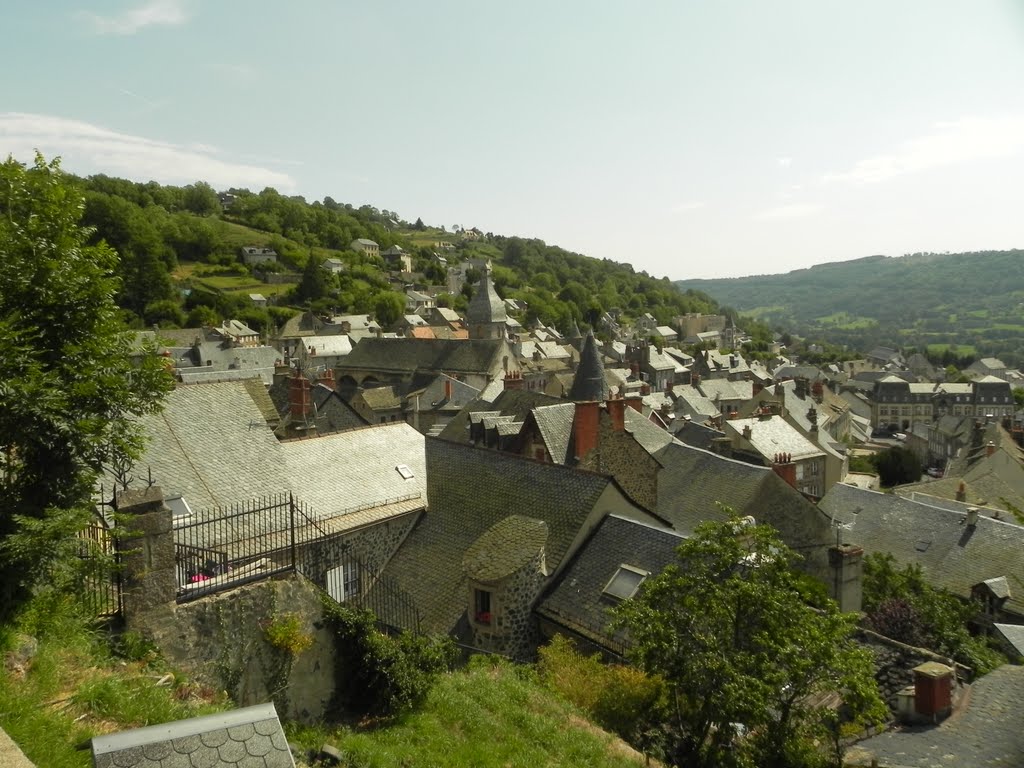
(1, 601), (643, 768)
(288, 657), (647, 768)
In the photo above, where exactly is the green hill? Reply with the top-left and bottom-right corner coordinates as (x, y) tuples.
(677, 251), (1024, 365)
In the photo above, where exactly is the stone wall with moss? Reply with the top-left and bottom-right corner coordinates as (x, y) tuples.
(136, 575), (334, 723)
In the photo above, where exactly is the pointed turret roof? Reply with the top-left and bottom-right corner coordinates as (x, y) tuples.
(466, 261), (507, 325)
(569, 331), (609, 402)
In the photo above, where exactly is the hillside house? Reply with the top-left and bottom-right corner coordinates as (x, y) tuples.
(240, 246), (277, 266)
(322, 257), (346, 274)
(349, 238), (379, 258)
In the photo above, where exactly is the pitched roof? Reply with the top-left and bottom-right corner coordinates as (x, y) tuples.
(132, 383), (420, 522)
(371, 439), (631, 634)
(527, 402), (576, 464)
(537, 515), (685, 652)
(820, 482), (1024, 615)
(725, 416), (825, 462)
(358, 385), (404, 410)
(437, 388), (563, 443)
(91, 703), (293, 768)
(653, 442), (835, 556)
(623, 408), (675, 456)
(569, 332), (608, 402)
(340, 337), (506, 375)
(279, 423), (426, 518)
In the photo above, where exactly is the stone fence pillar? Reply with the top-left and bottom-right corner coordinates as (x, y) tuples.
(115, 486), (176, 626)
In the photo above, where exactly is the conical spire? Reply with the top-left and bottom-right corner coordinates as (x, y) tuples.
(569, 331), (608, 402)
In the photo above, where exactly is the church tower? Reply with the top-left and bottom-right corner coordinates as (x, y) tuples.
(467, 261), (508, 340)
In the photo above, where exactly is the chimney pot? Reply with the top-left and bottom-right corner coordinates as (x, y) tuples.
(966, 507), (979, 527)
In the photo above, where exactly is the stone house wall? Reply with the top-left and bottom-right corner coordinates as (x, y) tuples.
(298, 511), (421, 595)
(855, 627), (970, 711)
(577, 413), (659, 511)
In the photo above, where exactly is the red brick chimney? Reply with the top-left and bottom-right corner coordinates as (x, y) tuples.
(607, 396), (626, 431)
(772, 452), (797, 489)
(625, 395), (643, 413)
(289, 370), (312, 420)
(986, 441), (997, 457)
(753, 380), (764, 396)
(573, 401), (601, 460)
(444, 377), (453, 400)
(504, 370), (525, 390)
(319, 367), (335, 390)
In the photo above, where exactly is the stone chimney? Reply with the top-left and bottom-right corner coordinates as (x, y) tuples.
(966, 507), (979, 527)
(753, 380), (764, 396)
(606, 396), (626, 431)
(795, 377), (809, 398)
(829, 544), (864, 613)
(808, 406), (818, 433)
(742, 424), (753, 441)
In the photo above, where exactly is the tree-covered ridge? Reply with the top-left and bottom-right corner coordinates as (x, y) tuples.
(70, 173), (722, 335)
(677, 251), (1024, 366)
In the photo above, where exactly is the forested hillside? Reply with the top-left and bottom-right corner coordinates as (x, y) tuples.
(678, 251), (1024, 365)
(74, 174), (720, 335)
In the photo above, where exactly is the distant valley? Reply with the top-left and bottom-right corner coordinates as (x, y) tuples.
(677, 250), (1024, 366)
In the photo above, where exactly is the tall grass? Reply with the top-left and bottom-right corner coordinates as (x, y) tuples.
(0, 594), (227, 767)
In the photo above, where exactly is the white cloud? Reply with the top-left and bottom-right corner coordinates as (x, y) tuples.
(824, 116), (1024, 185)
(81, 0), (190, 35)
(776, 157), (793, 168)
(0, 113), (296, 192)
(753, 203), (823, 221)
(671, 201), (705, 213)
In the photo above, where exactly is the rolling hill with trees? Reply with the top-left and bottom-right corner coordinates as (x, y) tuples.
(677, 251), (1024, 366)
(73, 174), (724, 338)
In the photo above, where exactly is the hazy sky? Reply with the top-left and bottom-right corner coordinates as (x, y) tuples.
(3, 1), (1023, 280)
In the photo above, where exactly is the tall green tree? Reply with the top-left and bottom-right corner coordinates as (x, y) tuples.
(0, 154), (173, 615)
(613, 514), (884, 768)
(296, 251), (328, 302)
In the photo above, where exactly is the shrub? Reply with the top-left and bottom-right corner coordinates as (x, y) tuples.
(324, 600), (455, 718)
(538, 635), (668, 752)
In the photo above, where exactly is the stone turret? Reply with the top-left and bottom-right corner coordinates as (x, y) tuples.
(466, 261), (507, 340)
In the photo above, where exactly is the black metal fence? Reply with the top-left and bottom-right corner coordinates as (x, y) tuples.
(77, 519), (122, 618)
(172, 493), (424, 634)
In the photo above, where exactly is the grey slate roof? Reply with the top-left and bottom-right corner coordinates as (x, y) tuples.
(132, 383), (423, 523)
(820, 482), (1024, 615)
(994, 623), (1024, 657)
(529, 403), (577, 464)
(91, 703), (293, 768)
(653, 441), (835, 563)
(371, 438), (641, 634)
(623, 408), (675, 456)
(463, 515), (548, 582)
(537, 515), (685, 652)
(569, 331), (608, 402)
(340, 337), (505, 375)
(438, 388), (564, 443)
(725, 415), (826, 461)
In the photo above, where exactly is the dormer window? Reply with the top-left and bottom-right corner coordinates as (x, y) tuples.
(603, 565), (649, 601)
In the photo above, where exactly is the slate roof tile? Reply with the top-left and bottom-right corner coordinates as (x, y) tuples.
(821, 482), (1024, 615)
(371, 439), (620, 634)
(537, 515), (685, 650)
